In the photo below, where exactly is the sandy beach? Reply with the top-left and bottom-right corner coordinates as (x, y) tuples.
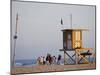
(11, 63), (96, 75)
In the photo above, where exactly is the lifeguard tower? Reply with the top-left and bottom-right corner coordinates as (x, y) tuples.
(59, 14), (93, 65)
(60, 29), (92, 64)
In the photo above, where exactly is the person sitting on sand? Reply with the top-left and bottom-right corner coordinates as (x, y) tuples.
(57, 55), (62, 65)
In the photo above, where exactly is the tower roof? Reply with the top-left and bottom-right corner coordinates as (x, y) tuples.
(61, 29), (89, 31)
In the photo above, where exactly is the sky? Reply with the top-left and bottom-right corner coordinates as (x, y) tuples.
(11, 1), (96, 60)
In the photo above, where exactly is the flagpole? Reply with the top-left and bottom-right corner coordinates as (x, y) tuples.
(70, 14), (72, 29)
(12, 13), (18, 71)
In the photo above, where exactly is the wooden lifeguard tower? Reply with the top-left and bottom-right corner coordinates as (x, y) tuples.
(59, 29), (92, 64)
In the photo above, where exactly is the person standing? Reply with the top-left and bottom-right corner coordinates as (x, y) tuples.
(46, 53), (49, 65)
(49, 54), (52, 65)
(40, 56), (43, 65)
(52, 56), (56, 65)
(37, 57), (41, 65)
(54, 56), (57, 64)
(43, 57), (45, 65)
(57, 55), (62, 65)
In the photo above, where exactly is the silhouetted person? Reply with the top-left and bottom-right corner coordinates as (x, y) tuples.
(46, 53), (50, 65)
(48, 54), (52, 65)
(57, 55), (62, 65)
(43, 57), (45, 65)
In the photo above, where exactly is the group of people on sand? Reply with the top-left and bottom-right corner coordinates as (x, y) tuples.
(37, 53), (62, 65)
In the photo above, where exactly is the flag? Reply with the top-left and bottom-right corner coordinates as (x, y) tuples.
(61, 18), (63, 25)
(16, 13), (18, 21)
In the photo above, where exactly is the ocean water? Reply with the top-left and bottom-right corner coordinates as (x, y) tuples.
(15, 59), (37, 67)
(15, 57), (95, 67)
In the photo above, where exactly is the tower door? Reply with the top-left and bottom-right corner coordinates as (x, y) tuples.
(63, 31), (72, 49)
